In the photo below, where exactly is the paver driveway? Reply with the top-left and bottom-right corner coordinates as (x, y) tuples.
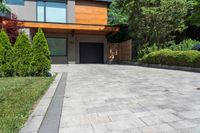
(53, 64), (200, 133)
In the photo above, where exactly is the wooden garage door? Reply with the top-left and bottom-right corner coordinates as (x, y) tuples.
(80, 43), (104, 64)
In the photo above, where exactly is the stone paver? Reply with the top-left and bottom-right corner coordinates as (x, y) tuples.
(55, 64), (200, 133)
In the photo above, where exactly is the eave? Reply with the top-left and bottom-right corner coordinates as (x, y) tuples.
(17, 21), (119, 35)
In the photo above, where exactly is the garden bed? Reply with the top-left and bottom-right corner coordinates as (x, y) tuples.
(0, 76), (55, 133)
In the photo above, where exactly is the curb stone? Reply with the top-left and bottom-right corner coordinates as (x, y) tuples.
(19, 73), (62, 133)
(120, 61), (200, 73)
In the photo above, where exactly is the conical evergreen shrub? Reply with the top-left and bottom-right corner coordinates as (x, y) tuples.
(31, 28), (51, 76)
(0, 43), (5, 77)
(14, 32), (32, 76)
(0, 30), (14, 76)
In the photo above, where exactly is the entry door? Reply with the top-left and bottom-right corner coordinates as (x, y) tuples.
(80, 43), (104, 64)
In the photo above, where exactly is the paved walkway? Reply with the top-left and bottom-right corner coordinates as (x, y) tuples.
(52, 64), (200, 133)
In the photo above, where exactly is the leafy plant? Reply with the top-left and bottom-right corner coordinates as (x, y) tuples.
(14, 32), (32, 76)
(113, 0), (191, 57)
(169, 39), (200, 51)
(0, 0), (10, 14)
(31, 28), (51, 76)
(108, 0), (128, 25)
(139, 49), (200, 68)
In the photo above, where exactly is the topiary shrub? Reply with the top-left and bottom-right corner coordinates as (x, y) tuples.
(14, 32), (32, 76)
(0, 30), (14, 76)
(31, 28), (51, 76)
(139, 49), (200, 68)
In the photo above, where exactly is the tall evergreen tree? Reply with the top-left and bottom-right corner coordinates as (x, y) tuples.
(31, 28), (51, 76)
(0, 43), (5, 77)
(14, 32), (32, 76)
(0, 30), (14, 76)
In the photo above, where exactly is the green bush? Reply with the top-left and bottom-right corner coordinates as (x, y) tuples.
(137, 39), (200, 59)
(169, 39), (200, 51)
(31, 28), (51, 76)
(137, 44), (161, 59)
(14, 33), (32, 76)
(0, 31), (14, 76)
(0, 43), (5, 77)
(139, 49), (200, 68)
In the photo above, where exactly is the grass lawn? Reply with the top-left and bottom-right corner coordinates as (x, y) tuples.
(0, 76), (55, 133)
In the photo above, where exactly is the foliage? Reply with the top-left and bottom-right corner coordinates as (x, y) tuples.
(169, 39), (200, 51)
(0, 76), (55, 133)
(0, 43), (5, 77)
(14, 32), (32, 76)
(108, 0), (128, 25)
(113, 0), (191, 57)
(0, 0), (10, 14)
(0, 30), (14, 76)
(137, 39), (200, 58)
(1, 14), (21, 44)
(31, 28), (51, 76)
(139, 49), (200, 68)
(188, 0), (200, 27)
(137, 41), (176, 59)
(137, 43), (161, 59)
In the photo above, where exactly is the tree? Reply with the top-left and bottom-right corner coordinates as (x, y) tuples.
(1, 0), (20, 44)
(130, 0), (189, 45)
(31, 28), (51, 76)
(0, 0), (10, 15)
(14, 32), (32, 76)
(108, 0), (128, 25)
(188, 0), (200, 27)
(1, 14), (20, 44)
(0, 43), (5, 77)
(0, 30), (14, 76)
(114, 0), (190, 57)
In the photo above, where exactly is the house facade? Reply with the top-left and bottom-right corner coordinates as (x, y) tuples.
(6, 0), (119, 64)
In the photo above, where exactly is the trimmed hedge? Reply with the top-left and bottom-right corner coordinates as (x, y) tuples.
(139, 49), (200, 68)
(0, 29), (51, 77)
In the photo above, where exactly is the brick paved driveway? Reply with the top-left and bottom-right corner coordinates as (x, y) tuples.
(54, 64), (200, 133)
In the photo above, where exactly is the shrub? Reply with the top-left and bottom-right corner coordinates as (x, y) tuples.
(137, 44), (160, 59)
(169, 39), (200, 51)
(0, 30), (14, 76)
(139, 49), (200, 68)
(14, 32), (32, 76)
(31, 28), (51, 76)
(137, 39), (200, 59)
(0, 43), (5, 77)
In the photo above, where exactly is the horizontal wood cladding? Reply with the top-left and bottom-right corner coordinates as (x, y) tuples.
(75, 0), (108, 25)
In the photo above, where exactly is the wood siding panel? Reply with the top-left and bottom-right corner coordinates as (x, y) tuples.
(75, 0), (108, 25)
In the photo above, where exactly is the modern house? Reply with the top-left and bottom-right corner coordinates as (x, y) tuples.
(6, 0), (119, 64)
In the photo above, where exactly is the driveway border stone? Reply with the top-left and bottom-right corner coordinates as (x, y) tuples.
(39, 73), (67, 133)
(19, 73), (62, 133)
(120, 61), (200, 73)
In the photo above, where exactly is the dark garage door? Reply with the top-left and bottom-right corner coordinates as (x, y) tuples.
(80, 43), (104, 63)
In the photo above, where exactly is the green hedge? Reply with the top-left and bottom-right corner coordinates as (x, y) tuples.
(139, 49), (200, 68)
(0, 29), (51, 77)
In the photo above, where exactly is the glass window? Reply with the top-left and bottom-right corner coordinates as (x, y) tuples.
(6, 0), (24, 5)
(37, 1), (67, 23)
(47, 38), (67, 56)
(37, 1), (45, 22)
(46, 2), (66, 23)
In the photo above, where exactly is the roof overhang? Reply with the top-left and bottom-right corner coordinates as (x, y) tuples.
(17, 21), (119, 35)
